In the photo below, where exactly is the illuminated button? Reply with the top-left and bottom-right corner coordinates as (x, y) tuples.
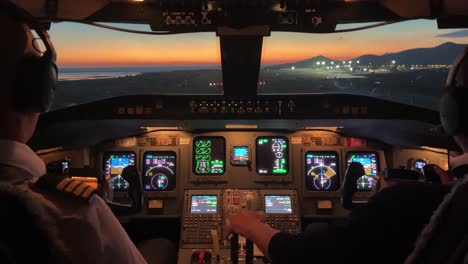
(233, 196), (240, 205)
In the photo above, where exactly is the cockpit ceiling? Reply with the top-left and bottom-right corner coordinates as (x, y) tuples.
(11, 0), (468, 31)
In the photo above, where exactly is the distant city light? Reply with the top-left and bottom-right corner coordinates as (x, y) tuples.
(349, 67), (353, 71)
(336, 65), (340, 69)
(349, 61), (352, 64)
(321, 61), (326, 65)
(392, 60), (396, 64)
(316, 62), (321, 65)
(291, 66), (295, 70)
(357, 61), (360, 64)
(363, 68), (368, 72)
(331, 62), (334, 65)
(342, 61), (346, 64)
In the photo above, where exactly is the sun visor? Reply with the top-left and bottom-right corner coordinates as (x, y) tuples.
(11, 0), (111, 20)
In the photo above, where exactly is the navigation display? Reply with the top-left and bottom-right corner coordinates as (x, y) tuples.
(103, 152), (136, 191)
(305, 151), (340, 191)
(190, 195), (218, 213)
(232, 146), (250, 165)
(143, 151), (176, 191)
(265, 195), (292, 214)
(256, 137), (289, 175)
(346, 152), (379, 191)
(414, 160), (427, 170)
(193, 137), (226, 175)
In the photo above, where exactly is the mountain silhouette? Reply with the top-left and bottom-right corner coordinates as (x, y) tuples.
(269, 42), (466, 69)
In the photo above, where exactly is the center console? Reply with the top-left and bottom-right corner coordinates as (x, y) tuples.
(178, 189), (300, 264)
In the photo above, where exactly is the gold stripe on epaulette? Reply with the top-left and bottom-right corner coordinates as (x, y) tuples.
(56, 178), (73, 191)
(72, 182), (89, 197)
(64, 180), (82, 193)
(81, 185), (95, 200)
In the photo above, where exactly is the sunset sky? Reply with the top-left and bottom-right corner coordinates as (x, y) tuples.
(49, 19), (468, 68)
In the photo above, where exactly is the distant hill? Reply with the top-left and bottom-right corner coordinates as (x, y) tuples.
(268, 42), (466, 69)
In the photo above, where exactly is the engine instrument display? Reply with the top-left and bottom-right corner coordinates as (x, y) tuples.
(103, 152), (136, 192)
(190, 195), (218, 213)
(264, 195), (292, 214)
(346, 152), (379, 191)
(143, 151), (176, 191)
(231, 146), (250, 165)
(256, 137), (289, 175)
(193, 137), (226, 175)
(305, 151), (340, 191)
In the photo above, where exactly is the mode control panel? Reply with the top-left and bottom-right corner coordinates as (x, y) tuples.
(189, 98), (296, 115)
(181, 189), (301, 248)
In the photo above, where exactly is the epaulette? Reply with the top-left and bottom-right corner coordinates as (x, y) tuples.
(35, 174), (97, 203)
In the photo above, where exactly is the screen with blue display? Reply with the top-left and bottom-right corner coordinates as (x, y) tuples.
(232, 146), (249, 165)
(190, 195), (218, 213)
(346, 152), (379, 191)
(103, 152), (136, 192)
(264, 195), (292, 214)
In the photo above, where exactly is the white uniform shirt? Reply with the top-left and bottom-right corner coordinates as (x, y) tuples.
(0, 139), (147, 264)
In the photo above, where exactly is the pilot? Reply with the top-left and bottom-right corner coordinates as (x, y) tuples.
(226, 50), (468, 264)
(0, 5), (174, 264)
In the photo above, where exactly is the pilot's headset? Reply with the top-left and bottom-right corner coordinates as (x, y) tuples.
(440, 47), (468, 136)
(0, 1), (58, 113)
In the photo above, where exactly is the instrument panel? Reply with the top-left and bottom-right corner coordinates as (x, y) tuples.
(39, 130), (450, 221)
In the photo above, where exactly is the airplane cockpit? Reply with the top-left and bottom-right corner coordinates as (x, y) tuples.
(3, 0), (468, 263)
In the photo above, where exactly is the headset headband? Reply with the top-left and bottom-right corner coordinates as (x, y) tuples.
(0, 1), (56, 62)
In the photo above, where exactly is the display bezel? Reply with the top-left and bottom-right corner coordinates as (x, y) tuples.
(192, 136), (227, 176)
(264, 195), (293, 214)
(102, 151), (137, 192)
(305, 151), (341, 192)
(190, 195), (218, 214)
(231, 145), (250, 166)
(142, 151), (177, 192)
(255, 136), (289, 176)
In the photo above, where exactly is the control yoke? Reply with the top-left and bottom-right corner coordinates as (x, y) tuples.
(107, 165), (143, 215)
(341, 162), (365, 210)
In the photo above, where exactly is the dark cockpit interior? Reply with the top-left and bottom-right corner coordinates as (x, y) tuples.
(3, 0), (468, 263)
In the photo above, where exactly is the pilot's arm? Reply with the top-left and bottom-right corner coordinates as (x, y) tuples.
(75, 195), (147, 264)
(226, 183), (449, 264)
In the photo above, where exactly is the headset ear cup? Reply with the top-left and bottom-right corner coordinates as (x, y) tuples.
(440, 87), (460, 136)
(15, 55), (57, 113)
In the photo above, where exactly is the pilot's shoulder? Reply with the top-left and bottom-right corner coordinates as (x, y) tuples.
(35, 174), (97, 204)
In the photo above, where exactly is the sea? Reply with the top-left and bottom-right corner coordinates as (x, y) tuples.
(58, 66), (219, 81)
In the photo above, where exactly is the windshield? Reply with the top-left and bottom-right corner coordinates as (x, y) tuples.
(51, 20), (468, 111)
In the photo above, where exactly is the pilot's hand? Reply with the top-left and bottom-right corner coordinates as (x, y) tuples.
(224, 210), (267, 240)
